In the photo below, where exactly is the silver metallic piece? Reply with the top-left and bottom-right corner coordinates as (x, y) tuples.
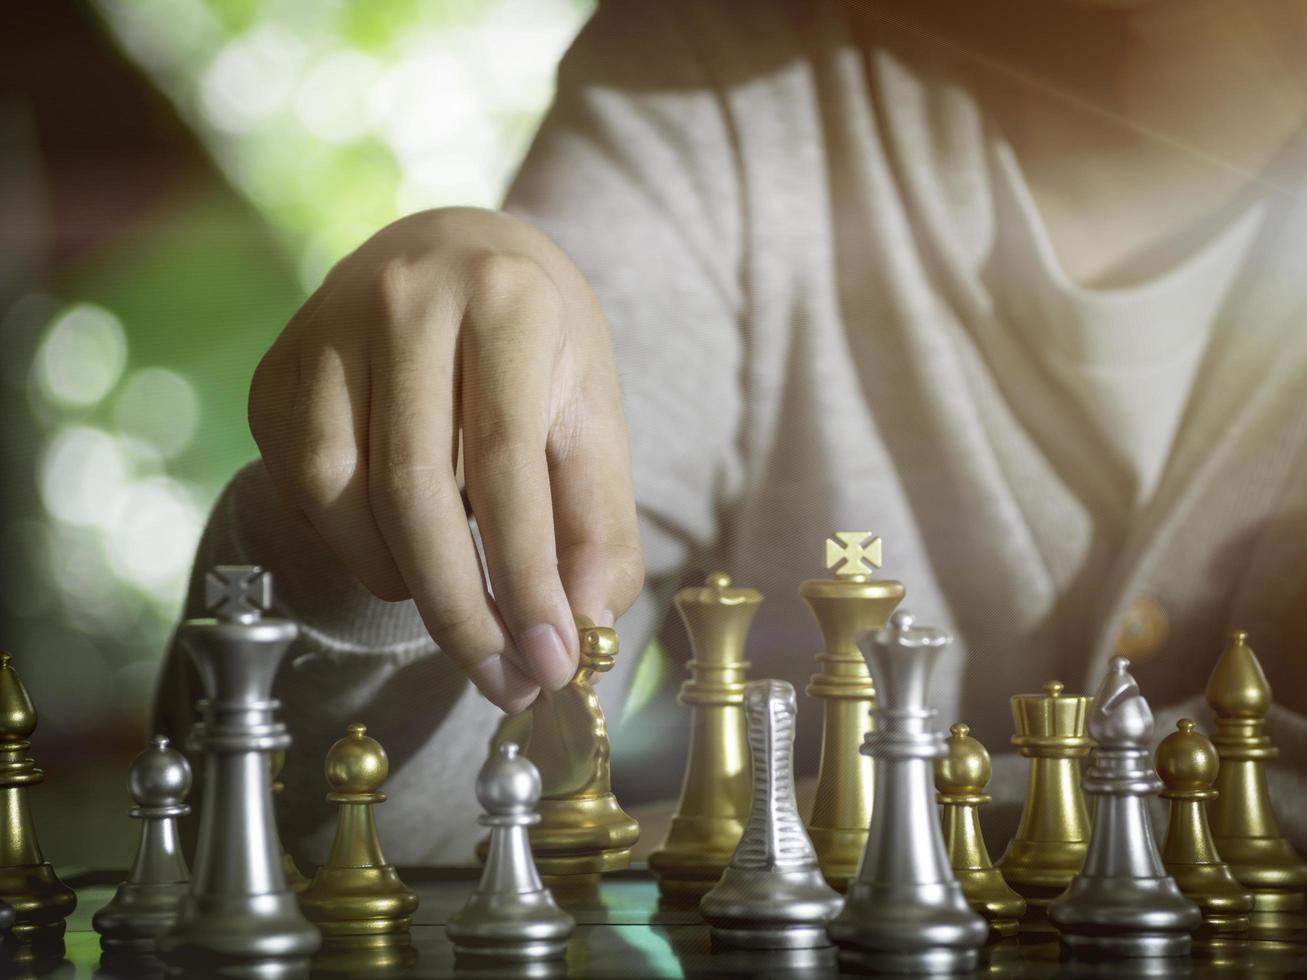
(448, 743), (574, 962)
(700, 679), (843, 949)
(1049, 656), (1201, 958)
(92, 736), (192, 950)
(0, 899), (13, 934)
(828, 611), (988, 974)
(157, 566), (321, 977)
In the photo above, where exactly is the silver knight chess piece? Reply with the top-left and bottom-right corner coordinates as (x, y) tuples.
(700, 679), (843, 949)
(156, 566), (321, 976)
(1049, 656), (1201, 958)
(828, 611), (988, 973)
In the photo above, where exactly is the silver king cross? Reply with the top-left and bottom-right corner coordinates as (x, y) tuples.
(204, 565), (273, 623)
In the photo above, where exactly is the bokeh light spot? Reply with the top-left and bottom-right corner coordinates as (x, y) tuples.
(114, 367), (202, 459)
(105, 477), (203, 593)
(199, 24), (306, 133)
(34, 303), (128, 408)
(39, 427), (131, 528)
(294, 49), (381, 144)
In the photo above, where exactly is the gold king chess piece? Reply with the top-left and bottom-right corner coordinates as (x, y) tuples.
(935, 723), (1027, 937)
(0, 653), (76, 945)
(649, 573), (759, 903)
(299, 724), (419, 936)
(272, 748), (310, 894)
(995, 680), (1093, 910)
(801, 532), (905, 890)
(490, 615), (639, 885)
(1155, 719), (1254, 936)
(1205, 630), (1307, 911)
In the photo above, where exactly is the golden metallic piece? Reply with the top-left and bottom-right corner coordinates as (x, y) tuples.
(299, 724), (420, 936)
(801, 532), (905, 892)
(994, 680), (1092, 909)
(1155, 719), (1253, 935)
(648, 572), (758, 903)
(272, 748), (310, 895)
(1205, 630), (1307, 912)
(935, 723), (1026, 937)
(0, 652), (77, 945)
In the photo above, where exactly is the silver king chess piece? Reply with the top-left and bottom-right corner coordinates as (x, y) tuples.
(156, 565), (321, 976)
(1049, 656), (1201, 958)
(700, 678), (843, 948)
(828, 611), (988, 973)
(448, 742), (575, 962)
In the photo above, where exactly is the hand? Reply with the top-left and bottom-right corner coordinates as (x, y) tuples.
(248, 208), (644, 712)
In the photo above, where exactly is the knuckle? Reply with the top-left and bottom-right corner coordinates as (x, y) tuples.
(426, 598), (497, 662)
(370, 455), (455, 511)
(462, 249), (559, 316)
(287, 444), (358, 505)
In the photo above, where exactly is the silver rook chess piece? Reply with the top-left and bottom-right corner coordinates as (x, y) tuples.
(700, 679), (843, 948)
(828, 612), (988, 974)
(448, 743), (575, 962)
(93, 736), (192, 950)
(1049, 656), (1200, 958)
(157, 566), (321, 976)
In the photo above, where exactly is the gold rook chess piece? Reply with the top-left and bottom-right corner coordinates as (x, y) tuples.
(995, 680), (1092, 910)
(299, 724), (419, 936)
(801, 532), (905, 890)
(1205, 630), (1307, 911)
(935, 723), (1027, 937)
(1155, 719), (1254, 936)
(649, 573), (759, 903)
(0, 652), (76, 945)
(272, 748), (310, 894)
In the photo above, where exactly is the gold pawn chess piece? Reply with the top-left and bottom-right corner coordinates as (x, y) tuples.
(648, 572), (759, 903)
(0, 652), (76, 945)
(800, 531), (905, 890)
(272, 748), (310, 894)
(995, 680), (1092, 910)
(935, 723), (1027, 937)
(1155, 718), (1254, 936)
(1205, 630), (1307, 911)
(299, 724), (419, 936)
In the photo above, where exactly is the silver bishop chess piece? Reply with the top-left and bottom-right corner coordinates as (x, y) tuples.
(700, 678), (843, 948)
(1049, 656), (1201, 958)
(828, 611), (988, 974)
(156, 565), (321, 977)
(92, 736), (192, 951)
(448, 742), (575, 962)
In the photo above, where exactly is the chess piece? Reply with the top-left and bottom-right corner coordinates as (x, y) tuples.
(700, 679), (843, 949)
(1049, 657), (1200, 957)
(935, 722), (1026, 937)
(92, 736), (192, 950)
(800, 532), (905, 891)
(0, 899), (13, 934)
(448, 743), (575, 961)
(1155, 719), (1254, 936)
(995, 679), (1093, 909)
(0, 652), (77, 946)
(157, 565), (321, 973)
(828, 612), (987, 973)
(649, 573), (759, 903)
(272, 749), (309, 894)
(299, 724), (418, 936)
(1205, 630), (1307, 911)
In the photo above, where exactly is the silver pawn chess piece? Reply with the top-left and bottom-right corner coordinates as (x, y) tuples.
(157, 565), (321, 975)
(700, 679), (843, 948)
(828, 611), (988, 973)
(447, 742), (575, 961)
(92, 736), (192, 950)
(1049, 656), (1201, 958)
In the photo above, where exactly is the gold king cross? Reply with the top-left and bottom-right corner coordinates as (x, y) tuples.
(825, 531), (882, 579)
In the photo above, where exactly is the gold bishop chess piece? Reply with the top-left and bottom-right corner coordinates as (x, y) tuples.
(935, 723), (1027, 938)
(800, 532), (905, 890)
(299, 724), (419, 936)
(995, 680), (1093, 911)
(648, 572), (759, 903)
(1205, 630), (1307, 911)
(273, 748), (310, 894)
(1155, 719), (1254, 936)
(0, 653), (76, 947)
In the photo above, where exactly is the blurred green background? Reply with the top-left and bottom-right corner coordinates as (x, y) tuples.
(1, 0), (593, 868)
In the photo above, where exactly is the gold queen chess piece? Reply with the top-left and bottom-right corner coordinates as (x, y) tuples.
(800, 532), (905, 890)
(1205, 630), (1307, 911)
(649, 573), (759, 903)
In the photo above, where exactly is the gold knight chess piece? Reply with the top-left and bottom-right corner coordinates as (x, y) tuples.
(800, 532), (905, 890)
(648, 573), (759, 903)
(1205, 630), (1307, 911)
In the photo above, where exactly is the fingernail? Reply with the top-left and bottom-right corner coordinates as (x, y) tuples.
(521, 624), (575, 690)
(466, 653), (539, 713)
